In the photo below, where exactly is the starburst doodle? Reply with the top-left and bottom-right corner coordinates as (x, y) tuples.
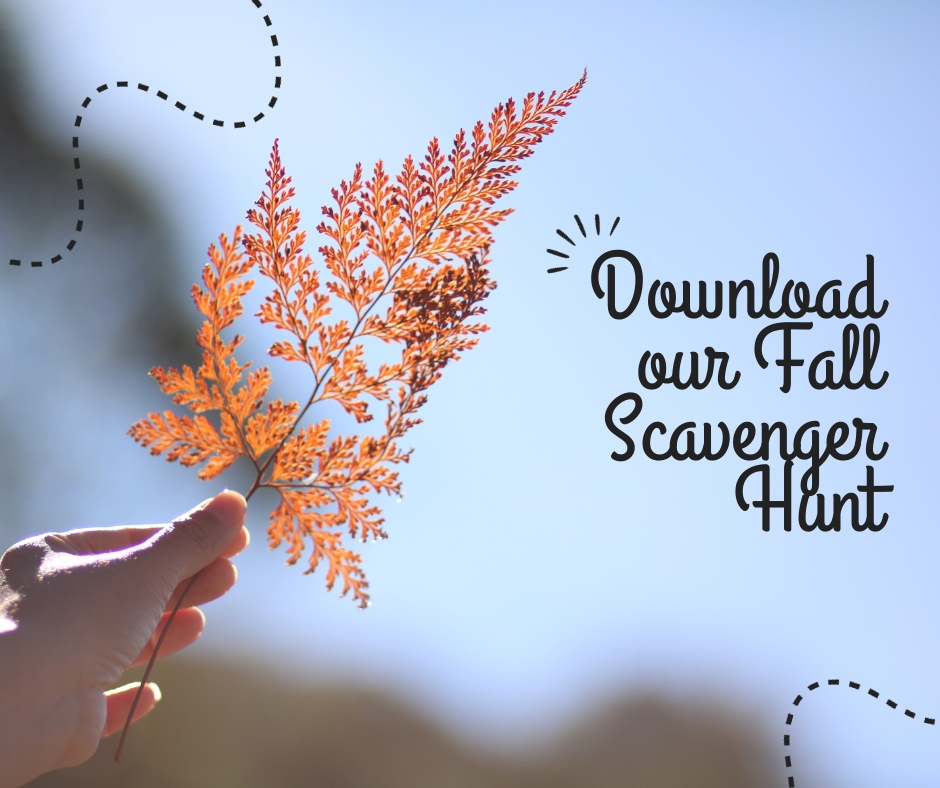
(546, 212), (620, 273)
(130, 73), (586, 608)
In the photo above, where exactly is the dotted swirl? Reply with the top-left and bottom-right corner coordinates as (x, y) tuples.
(8, 0), (281, 268)
(783, 678), (935, 786)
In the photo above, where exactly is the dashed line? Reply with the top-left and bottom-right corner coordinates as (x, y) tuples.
(8, 0), (282, 268)
(783, 679), (936, 786)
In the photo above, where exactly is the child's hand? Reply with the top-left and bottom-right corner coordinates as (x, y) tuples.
(0, 491), (248, 788)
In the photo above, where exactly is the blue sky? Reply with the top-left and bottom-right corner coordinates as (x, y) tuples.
(1, 1), (939, 785)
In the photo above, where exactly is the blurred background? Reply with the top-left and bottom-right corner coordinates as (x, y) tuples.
(2, 0), (939, 785)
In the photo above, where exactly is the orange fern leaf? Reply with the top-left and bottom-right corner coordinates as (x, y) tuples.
(130, 72), (586, 608)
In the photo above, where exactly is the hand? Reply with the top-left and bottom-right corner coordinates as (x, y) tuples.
(0, 491), (248, 788)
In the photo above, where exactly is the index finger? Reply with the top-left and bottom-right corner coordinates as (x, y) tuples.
(219, 525), (249, 558)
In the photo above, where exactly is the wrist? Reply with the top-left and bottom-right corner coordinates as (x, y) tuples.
(0, 624), (38, 788)
(0, 623), (96, 788)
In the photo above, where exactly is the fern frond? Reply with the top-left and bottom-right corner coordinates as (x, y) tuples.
(131, 73), (586, 607)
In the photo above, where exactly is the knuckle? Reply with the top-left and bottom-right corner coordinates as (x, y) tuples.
(0, 538), (50, 586)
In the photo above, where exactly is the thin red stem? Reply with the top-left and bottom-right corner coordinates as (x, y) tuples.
(114, 486), (258, 762)
(113, 570), (201, 762)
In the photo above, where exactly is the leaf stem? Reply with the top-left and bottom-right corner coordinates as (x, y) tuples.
(113, 570), (200, 762)
(114, 485), (260, 762)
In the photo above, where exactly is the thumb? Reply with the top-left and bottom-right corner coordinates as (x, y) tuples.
(142, 491), (247, 592)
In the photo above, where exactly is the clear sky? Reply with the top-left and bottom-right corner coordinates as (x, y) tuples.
(1, 1), (939, 785)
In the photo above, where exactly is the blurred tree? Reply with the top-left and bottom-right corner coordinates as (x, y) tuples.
(0, 11), (198, 540)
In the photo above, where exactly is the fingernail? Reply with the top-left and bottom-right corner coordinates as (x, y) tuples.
(201, 490), (248, 525)
(148, 682), (162, 702)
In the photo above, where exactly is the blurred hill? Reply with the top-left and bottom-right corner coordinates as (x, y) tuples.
(28, 656), (784, 788)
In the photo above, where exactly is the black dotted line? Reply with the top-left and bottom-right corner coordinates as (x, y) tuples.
(783, 679), (935, 786)
(9, 0), (281, 269)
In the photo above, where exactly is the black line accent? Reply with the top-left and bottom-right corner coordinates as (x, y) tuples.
(31, 261), (41, 267)
(574, 214), (586, 237)
(556, 229), (575, 246)
(594, 213), (600, 235)
(51, 255), (62, 263)
(609, 216), (620, 235)
(547, 266), (568, 273)
(788, 778), (794, 788)
(8, 0), (283, 270)
(547, 249), (570, 259)
(784, 679), (938, 787)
